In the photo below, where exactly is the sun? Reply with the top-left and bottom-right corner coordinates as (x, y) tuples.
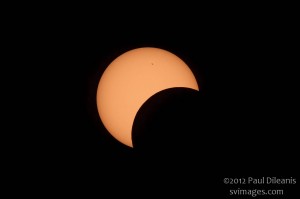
(97, 47), (199, 147)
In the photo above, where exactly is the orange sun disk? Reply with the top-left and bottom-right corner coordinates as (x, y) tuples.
(97, 47), (199, 147)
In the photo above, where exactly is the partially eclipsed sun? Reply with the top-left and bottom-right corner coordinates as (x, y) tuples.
(96, 47), (199, 147)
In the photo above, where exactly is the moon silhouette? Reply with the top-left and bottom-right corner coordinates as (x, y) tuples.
(96, 47), (199, 147)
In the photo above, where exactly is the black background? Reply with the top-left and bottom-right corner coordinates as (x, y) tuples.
(12, 3), (298, 197)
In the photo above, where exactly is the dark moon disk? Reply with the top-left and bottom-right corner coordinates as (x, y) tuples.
(132, 88), (212, 159)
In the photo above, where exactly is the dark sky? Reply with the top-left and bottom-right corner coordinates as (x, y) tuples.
(16, 5), (298, 196)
